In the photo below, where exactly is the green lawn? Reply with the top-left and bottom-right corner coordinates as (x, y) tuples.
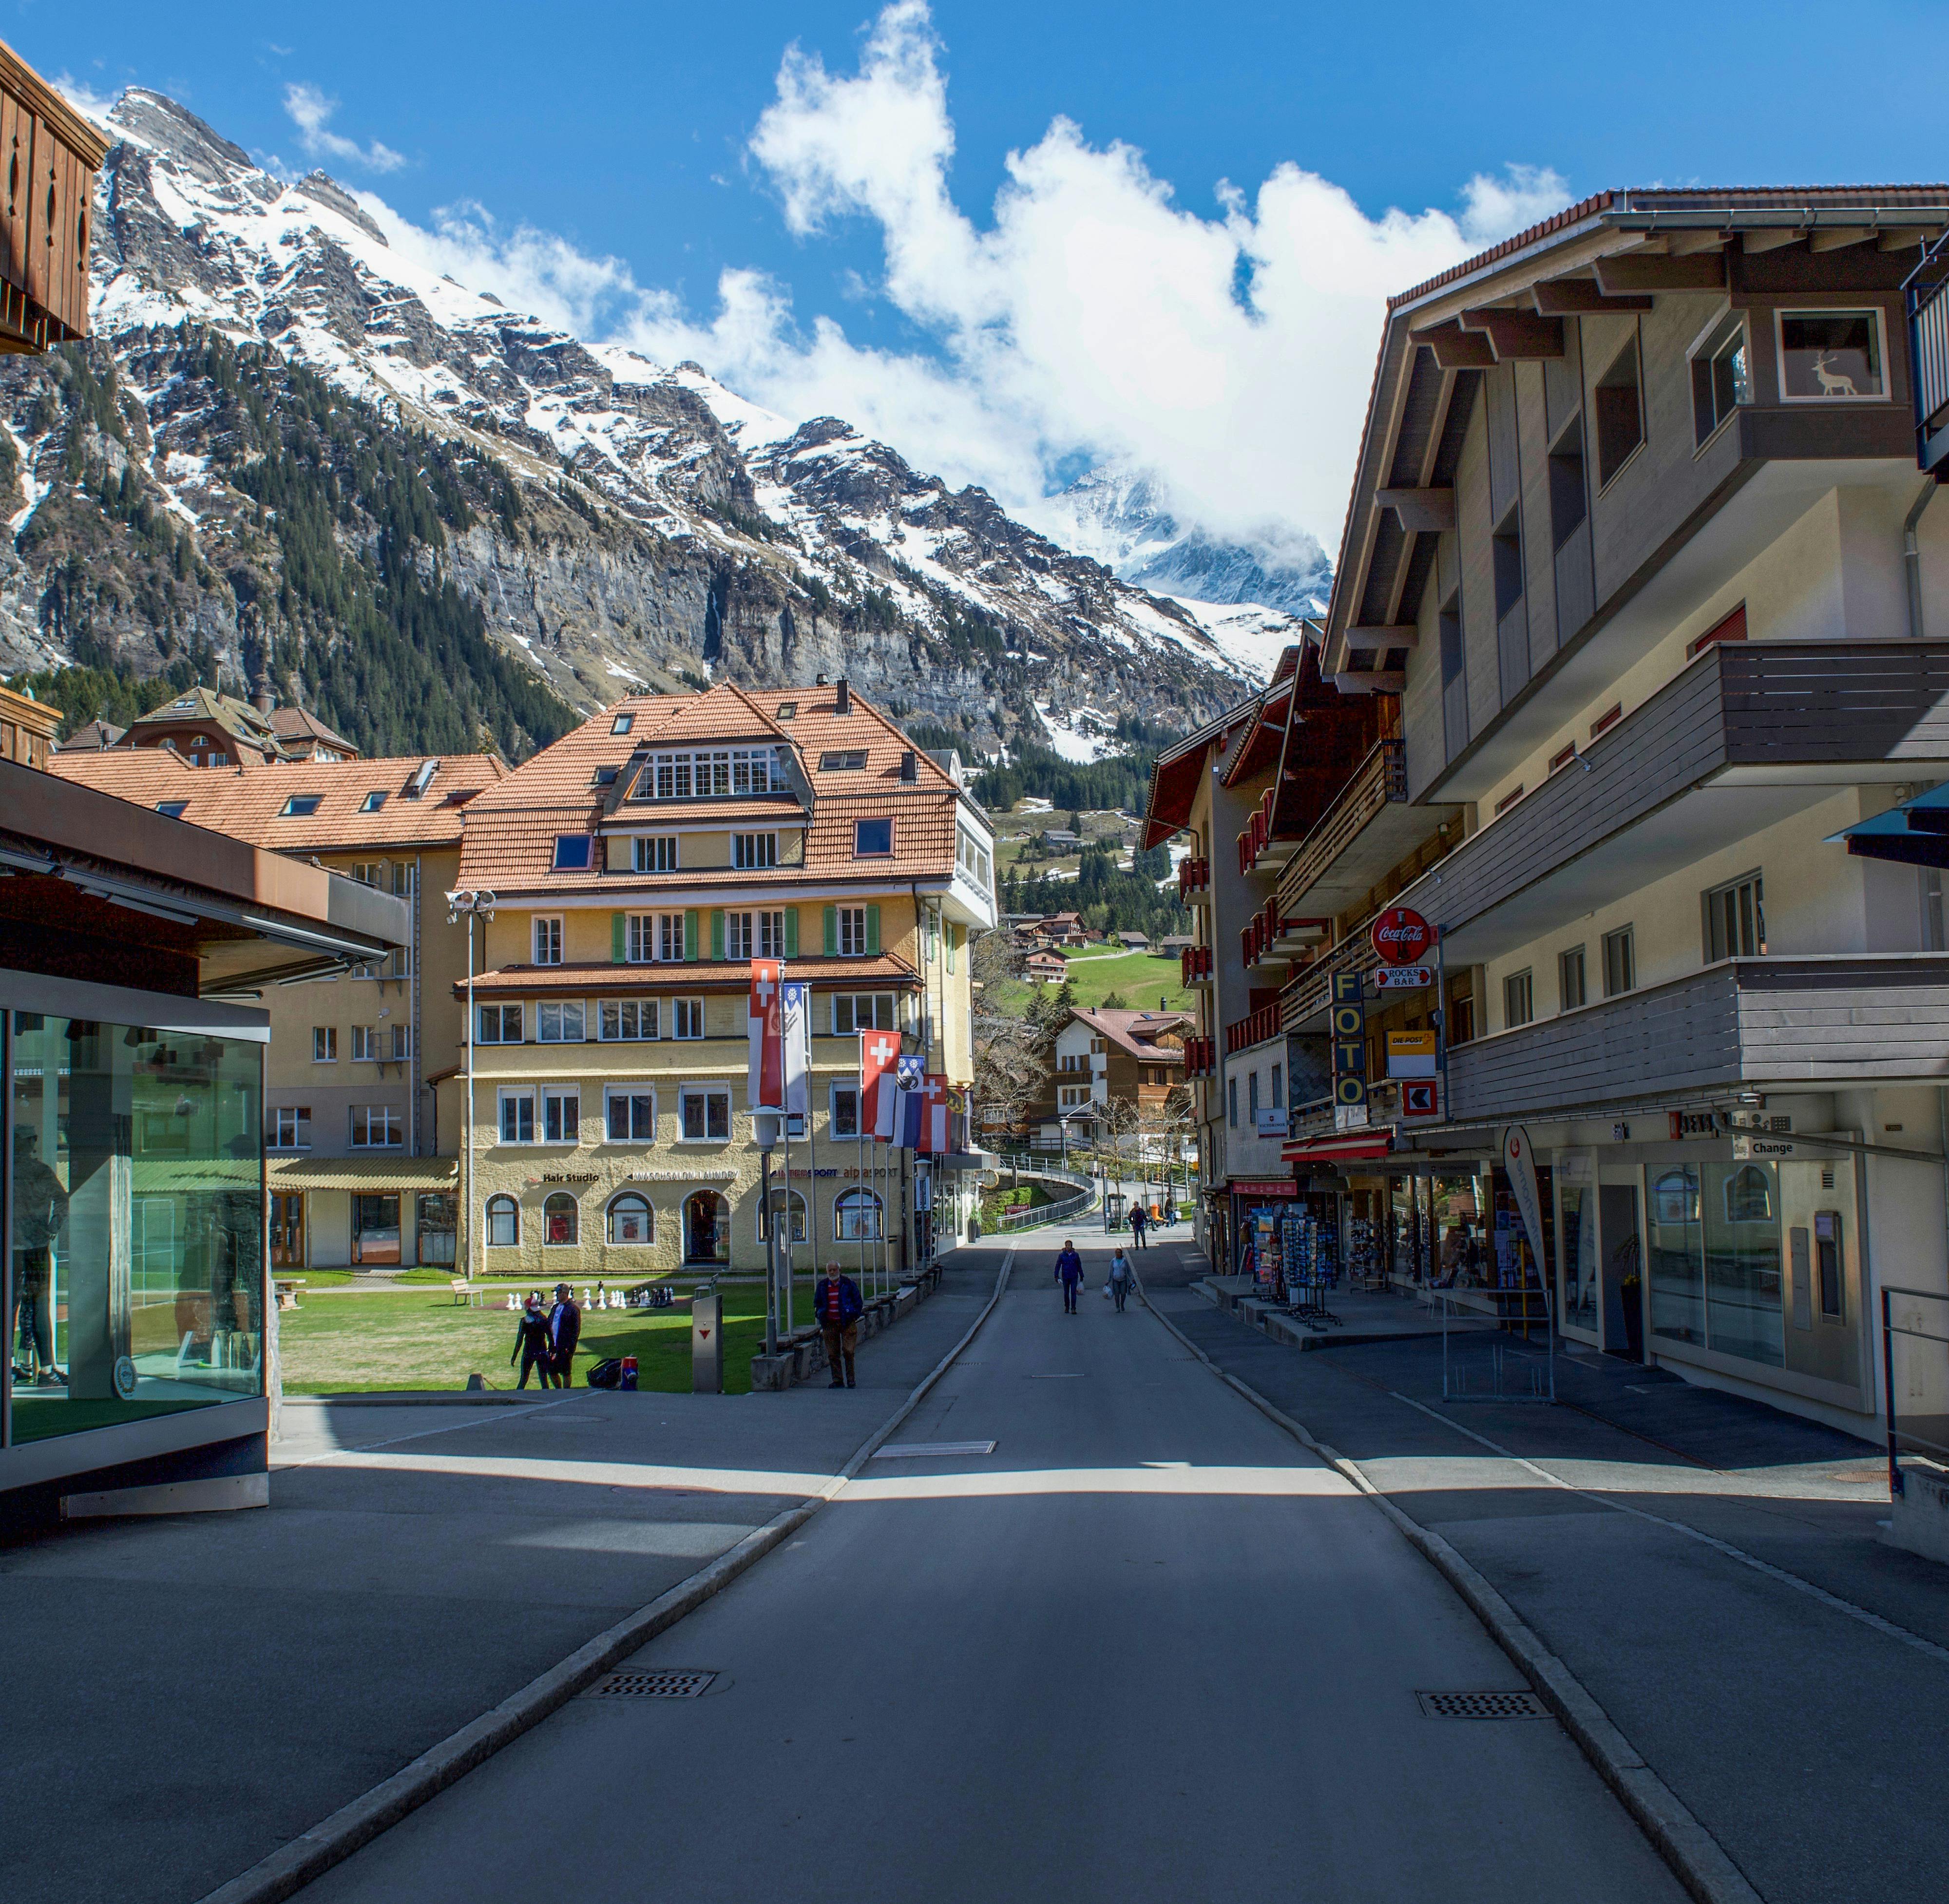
(998, 944), (1191, 1016)
(279, 1279), (820, 1396)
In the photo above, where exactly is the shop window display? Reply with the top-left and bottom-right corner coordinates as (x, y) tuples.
(9, 1011), (264, 1444)
(1701, 1160), (1784, 1366)
(1648, 1165), (1705, 1346)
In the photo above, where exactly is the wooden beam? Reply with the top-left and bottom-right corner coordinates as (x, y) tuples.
(1807, 226), (1875, 253)
(1333, 670), (1405, 695)
(1344, 625), (1420, 650)
(1376, 488), (1454, 533)
(1742, 228), (1803, 254)
(1410, 321), (1494, 370)
(1458, 308), (1564, 360)
(1880, 226), (1944, 251)
(1665, 230), (1728, 256)
(1531, 279), (1652, 315)
(1594, 253), (1726, 294)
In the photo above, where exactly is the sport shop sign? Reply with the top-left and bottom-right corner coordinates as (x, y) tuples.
(1370, 907), (1432, 966)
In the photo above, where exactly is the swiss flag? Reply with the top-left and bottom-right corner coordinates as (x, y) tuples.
(748, 958), (783, 1109)
(862, 1028), (901, 1141)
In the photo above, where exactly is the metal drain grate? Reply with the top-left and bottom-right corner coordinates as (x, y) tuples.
(1417, 1690), (1551, 1721)
(585, 1669), (717, 1699)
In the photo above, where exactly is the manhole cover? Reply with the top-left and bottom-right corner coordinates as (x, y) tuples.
(1416, 1690), (1550, 1720)
(585, 1669), (718, 1699)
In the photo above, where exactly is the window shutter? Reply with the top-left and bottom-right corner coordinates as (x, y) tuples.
(865, 904), (881, 955)
(823, 905), (838, 956)
(611, 913), (625, 964)
(709, 909), (726, 960)
(947, 924), (957, 973)
(684, 910), (698, 961)
(784, 907), (799, 957)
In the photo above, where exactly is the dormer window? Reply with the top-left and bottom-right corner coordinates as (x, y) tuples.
(632, 747), (781, 800)
(821, 750), (867, 772)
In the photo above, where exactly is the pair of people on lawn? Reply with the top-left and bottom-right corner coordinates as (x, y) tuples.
(511, 1284), (581, 1388)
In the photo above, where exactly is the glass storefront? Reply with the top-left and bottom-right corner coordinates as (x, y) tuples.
(1646, 1157), (1799, 1369)
(8, 1010), (264, 1444)
(1558, 1177), (1600, 1335)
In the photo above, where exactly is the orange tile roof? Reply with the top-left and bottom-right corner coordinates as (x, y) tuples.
(459, 954), (920, 997)
(46, 750), (506, 851)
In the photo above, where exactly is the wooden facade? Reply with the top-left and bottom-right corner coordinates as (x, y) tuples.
(0, 38), (107, 353)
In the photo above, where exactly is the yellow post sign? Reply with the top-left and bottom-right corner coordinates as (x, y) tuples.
(1386, 1030), (1438, 1079)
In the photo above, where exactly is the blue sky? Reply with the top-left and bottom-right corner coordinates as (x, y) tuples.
(15, 0), (1946, 552)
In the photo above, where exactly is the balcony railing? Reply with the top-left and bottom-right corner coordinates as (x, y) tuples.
(1225, 1003), (1281, 1056)
(1177, 855), (1211, 902)
(1277, 738), (1408, 916)
(1180, 943), (1214, 988)
(1909, 230), (1949, 474)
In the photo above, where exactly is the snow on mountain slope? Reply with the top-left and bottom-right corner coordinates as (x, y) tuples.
(0, 86), (1261, 757)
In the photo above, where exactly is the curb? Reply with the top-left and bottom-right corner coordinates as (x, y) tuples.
(199, 1249), (1016, 1904)
(1138, 1285), (1764, 1904)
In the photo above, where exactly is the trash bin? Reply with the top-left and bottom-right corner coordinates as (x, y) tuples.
(691, 1283), (723, 1394)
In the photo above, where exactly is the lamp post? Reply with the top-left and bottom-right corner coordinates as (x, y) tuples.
(753, 1108), (782, 1356)
(445, 889), (495, 1285)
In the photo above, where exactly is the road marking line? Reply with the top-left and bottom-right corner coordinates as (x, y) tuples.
(1389, 1391), (1949, 1671)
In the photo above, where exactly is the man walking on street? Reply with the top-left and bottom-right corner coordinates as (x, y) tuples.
(815, 1259), (864, 1388)
(1129, 1200), (1149, 1250)
(1055, 1238), (1084, 1314)
(511, 1295), (553, 1390)
(546, 1281), (582, 1388)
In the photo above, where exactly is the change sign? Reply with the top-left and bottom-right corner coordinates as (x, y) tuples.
(1331, 971), (1366, 1108)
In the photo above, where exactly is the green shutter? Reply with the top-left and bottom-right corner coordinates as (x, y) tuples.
(865, 904), (880, 956)
(709, 909), (726, 961)
(684, 910), (698, 961)
(823, 905), (838, 956)
(947, 924), (957, 973)
(783, 907), (799, 957)
(611, 913), (625, 964)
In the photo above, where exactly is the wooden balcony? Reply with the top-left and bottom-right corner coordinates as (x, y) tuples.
(1278, 739), (1457, 919)
(1225, 1002), (1281, 1056)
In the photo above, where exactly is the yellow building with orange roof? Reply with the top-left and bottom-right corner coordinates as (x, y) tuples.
(445, 676), (996, 1282)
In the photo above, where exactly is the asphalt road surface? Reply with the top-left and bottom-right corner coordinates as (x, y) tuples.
(304, 1238), (1684, 1904)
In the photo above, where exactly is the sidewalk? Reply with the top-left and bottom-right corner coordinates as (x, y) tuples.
(1143, 1240), (1949, 1904)
(0, 1246), (1009, 1904)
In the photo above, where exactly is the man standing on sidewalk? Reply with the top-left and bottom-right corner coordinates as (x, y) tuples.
(546, 1282), (582, 1388)
(815, 1259), (864, 1389)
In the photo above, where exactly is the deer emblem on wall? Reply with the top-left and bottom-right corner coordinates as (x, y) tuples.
(1812, 351), (1860, 397)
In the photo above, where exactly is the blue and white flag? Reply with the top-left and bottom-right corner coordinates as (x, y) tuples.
(781, 981), (810, 1117)
(893, 1054), (926, 1149)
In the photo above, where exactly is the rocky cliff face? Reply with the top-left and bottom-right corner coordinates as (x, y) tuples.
(0, 88), (1267, 757)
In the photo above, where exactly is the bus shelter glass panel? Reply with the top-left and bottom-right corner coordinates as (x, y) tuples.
(10, 1011), (264, 1444)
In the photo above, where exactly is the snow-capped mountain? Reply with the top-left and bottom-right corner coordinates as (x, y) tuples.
(0, 88), (1272, 758)
(1043, 460), (1333, 623)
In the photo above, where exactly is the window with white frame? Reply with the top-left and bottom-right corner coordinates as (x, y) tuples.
(552, 836), (592, 872)
(830, 1081), (861, 1138)
(533, 916), (563, 965)
(349, 1105), (401, 1148)
(671, 997), (705, 1040)
(855, 817), (893, 857)
(498, 1089), (535, 1144)
(542, 1085), (581, 1144)
(634, 835), (679, 874)
(733, 832), (778, 870)
(1504, 970), (1534, 1029)
(605, 1087), (656, 1142)
(350, 1025), (377, 1062)
(1777, 308), (1886, 402)
(1691, 311), (1751, 445)
(477, 1003), (523, 1044)
(837, 907), (868, 956)
(635, 747), (781, 800)
(1704, 871), (1766, 961)
(313, 1027), (337, 1063)
(598, 998), (659, 1041)
(268, 1106), (311, 1150)
(537, 1001), (586, 1043)
(726, 910), (787, 960)
(1603, 926), (1637, 998)
(679, 1085), (731, 1141)
(957, 826), (992, 892)
(628, 912), (686, 963)
(391, 1025), (413, 1062)
(832, 992), (895, 1034)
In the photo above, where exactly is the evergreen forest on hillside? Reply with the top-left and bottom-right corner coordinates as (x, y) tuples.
(1004, 841), (1188, 941)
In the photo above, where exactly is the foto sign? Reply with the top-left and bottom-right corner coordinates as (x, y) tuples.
(1371, 906), (1432, 966)
(1331, 970), (1366, 1109)
(1372, 965), (1433, 992)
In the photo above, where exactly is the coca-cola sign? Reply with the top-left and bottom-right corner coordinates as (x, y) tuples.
(1370, 906), (1432, 966)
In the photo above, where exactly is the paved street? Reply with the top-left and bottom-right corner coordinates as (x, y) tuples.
(304, 1232), (1683, 1904)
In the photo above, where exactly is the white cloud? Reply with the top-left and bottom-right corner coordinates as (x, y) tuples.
(356, 2), (1568, 559)
(54, 74), (118, 125)
(283, 82), (405, 174)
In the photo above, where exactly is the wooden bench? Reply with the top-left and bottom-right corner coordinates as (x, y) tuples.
(449, 1277), (485, 1308)
(274, 1278), (307, 1312)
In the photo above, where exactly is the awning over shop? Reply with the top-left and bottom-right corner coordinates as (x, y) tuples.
(268, 1157), (459, 1191)
(1281, 1130), (1395, 1163)
(1830, 785), (1949, 868)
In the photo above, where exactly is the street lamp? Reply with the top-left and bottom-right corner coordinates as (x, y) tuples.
(753, 1107), (782, 1356)
(446, 889), (495, 1286)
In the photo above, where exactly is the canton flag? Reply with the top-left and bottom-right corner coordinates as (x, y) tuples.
(894, 1054), (926, 1149)
(781, 981), (810, 1117)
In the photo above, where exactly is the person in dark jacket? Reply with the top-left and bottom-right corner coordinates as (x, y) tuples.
(511, 1295), (553, 1390)
(1128, 1202), (1149, 1250)
(815, 1261), (864, 1388)
(546, 1282), (582, 1388)
(1054, 1240), (1084, 1314)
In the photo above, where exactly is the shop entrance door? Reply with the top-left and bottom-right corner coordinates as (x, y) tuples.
(1600, 1182), (1643, 1361)
(270, 1193), (305, 1268)
(352, 1193), (401, 1266)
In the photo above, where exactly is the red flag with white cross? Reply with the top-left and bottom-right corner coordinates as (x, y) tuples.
(861, 1026), (901, 1142)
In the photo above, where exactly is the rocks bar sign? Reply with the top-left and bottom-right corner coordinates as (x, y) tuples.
(1370, 906), (1432, 966)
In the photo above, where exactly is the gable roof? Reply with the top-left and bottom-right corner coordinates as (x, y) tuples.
(269, 705), (356, 755)
(1069, 1007), (1191, 1061)
(127, 685), (285, 756)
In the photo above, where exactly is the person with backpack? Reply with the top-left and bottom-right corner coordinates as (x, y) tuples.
(815, 1259), (865, 1389)
(1107, 1246), (1137, 1313)
(510, 1295), (553, 1390)
(1054, 1238), (1085, 1314)
(1128, 1201), (1149, 1250)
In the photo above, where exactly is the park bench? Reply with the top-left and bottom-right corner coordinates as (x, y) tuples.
(449, 1278), (485, 1308)
(273, 1278), (306, 1311)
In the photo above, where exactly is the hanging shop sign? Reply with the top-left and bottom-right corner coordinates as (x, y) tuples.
(1386, 1030), (1438, 1079)
(1231, 1178), (1299, 1197)
(1371, 965), (1433, 992)
(1331, 970), (1367, 1109)
(1401, 1079), (1440, 1120)
(1370, 906), (1432, 966)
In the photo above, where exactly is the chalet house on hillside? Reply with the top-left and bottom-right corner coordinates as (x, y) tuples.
(1032, 1006), (1191, 1141)
(1024, 949), (1070, 984)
